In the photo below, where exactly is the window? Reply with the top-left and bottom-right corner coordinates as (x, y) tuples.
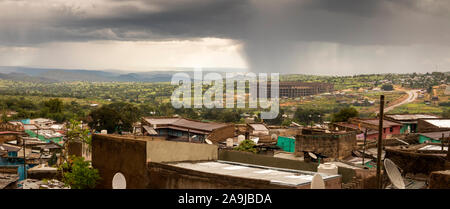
(112, 172), (126, 189)
(389, 127), (393, 133)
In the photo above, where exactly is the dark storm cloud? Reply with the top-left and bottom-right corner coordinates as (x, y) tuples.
(1, 0), (450, 73)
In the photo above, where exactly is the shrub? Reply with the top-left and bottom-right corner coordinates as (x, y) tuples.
(60, 156), (101, 189)
(234, 139), (258, 154)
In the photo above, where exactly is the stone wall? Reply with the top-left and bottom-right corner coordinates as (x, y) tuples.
(295, 132), (356, 159)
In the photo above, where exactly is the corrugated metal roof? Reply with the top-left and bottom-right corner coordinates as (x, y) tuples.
(386, 114), (438, 121)
(248, 124), (269, 131)
(142, 125), (158, 135)
(143, 117), (228, 132)
(359, 119), (402, 128)
(423, 119), (450, 128)
(418, 131), (450, 140)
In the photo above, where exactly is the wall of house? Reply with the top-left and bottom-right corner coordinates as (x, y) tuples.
(382, 125), (401, 138)
(207, 125), (235, 143)
(146, 140), (218, 163)
(295, 132), (356, 159)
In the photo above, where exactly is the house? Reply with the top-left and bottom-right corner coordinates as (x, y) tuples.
(141, 117), (235, 144)
(384, 114), (438, 133)
(417, 131), (450, 144)
(29, 118), (56, 127)
(348, 118), (402, 139)
(247, 123), (269, 136)
(295, 128), (357, 160)
(417, 118), (450, 133)
(332, 122), (378, 140)
(91, 134), (342, 189)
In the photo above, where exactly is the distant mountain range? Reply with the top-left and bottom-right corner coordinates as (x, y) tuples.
(0, 66), (245, 83)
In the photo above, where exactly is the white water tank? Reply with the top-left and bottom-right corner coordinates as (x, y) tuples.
(317, 163), (338, 175)
(226, 138), (234, 147)
(237, 135), (245, 144)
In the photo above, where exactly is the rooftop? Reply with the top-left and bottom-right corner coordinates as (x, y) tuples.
(0, 173), (19, 189)
(143, 117), (229, 132)
(418, 131), (450, 140)
(385, 114), (438, 121)
(248, 123), (269, 131)
(356, 118), (402, 128)
(423, 119), (450, 128)
(169, 161), (340, 187)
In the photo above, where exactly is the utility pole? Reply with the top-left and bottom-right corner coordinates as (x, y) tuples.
(21, 136), (26, 180)
(376, 95), (385, 189)
(362, 129), (367, 166)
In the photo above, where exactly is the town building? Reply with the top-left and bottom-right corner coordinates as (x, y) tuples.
(91, 134), (342, 189)
(384, 114), (438, 133)
(348, 118), (402, 140)
(141, 117), (234, 144)
(295, 128), (357, 160)
(417, 118), (450, 133)
(265, 81), (334, 98)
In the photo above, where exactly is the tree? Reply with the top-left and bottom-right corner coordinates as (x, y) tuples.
(293, 108), (323, 125)
(88, 102), (141, 133)
(88, 105), (122, 133)
(331, 107), (359, 123)
(60, 156), (101, 189)
(263, 109), (285, 125)
(381, 84), (394, 91)
(443, 109), (450, 118)
(234, 139), (258, 154)
(44, 98), (63, 113)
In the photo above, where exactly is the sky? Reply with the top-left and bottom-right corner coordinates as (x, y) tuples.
(1, 0), (450, 75)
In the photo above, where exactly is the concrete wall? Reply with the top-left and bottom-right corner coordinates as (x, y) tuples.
(92, 134), (152, 189)
(146, 141), (218, 163)
(295, 132), (356, 159)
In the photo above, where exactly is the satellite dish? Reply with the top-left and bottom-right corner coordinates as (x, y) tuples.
(384, 158), (405, 189)
(308, 152), (318, 160)
(311, 173), (325, 189)
(205, 139), (213, 145)
(112, 172), (126, 189)
(271, 134), (277, 141)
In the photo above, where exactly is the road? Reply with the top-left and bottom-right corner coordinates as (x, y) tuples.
(377, 90), (419, 114)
